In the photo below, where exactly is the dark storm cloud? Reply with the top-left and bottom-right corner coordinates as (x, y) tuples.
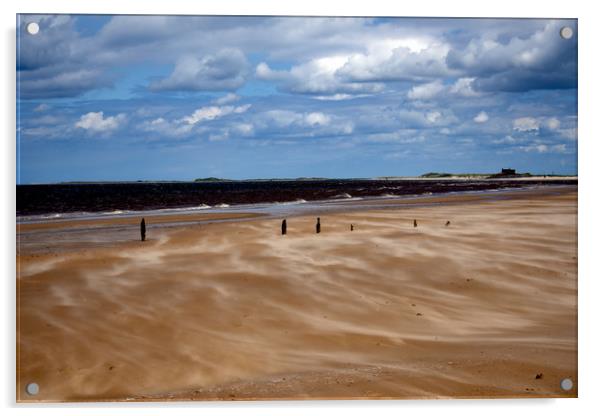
(17, 15), (114, 99)
(446, 20), (577, 92)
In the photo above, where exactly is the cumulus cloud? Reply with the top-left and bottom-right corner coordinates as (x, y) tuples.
(545, 117), (561, 130)
(17, 15), (578, 101)
(407, 80), (445, 100)
(398, 109), (457, 128)
(231, 123), (254, 136)
(450, 78), (480, 97)
(138, 117), (195, 138)
(17, 16), (114, 99)
(253, 33), (453, 96)
(513, 117), (539, 132)
(559, 127), (577, 140)
(180, 104), (251, 125)
(19, 68), (110, 99)
(256, 58), (384, 95)
(213, 93), (240, 105)
(305, 112), (331, 126)
(448, 20), (577, 92)
(150, 49), (249, 92)
(313, 93), (365, 101)
(261, 110), (331, 128)
(17, 15), (76, 72)
(367, 129), (425, 144)
(33, 103), (50, 112)
(493, 135), (521, 145)
(473, 111), (489, 123)
(256, 109), (353, 136)
(17, 15), (578, 178)
(75, 111), (126, 133)
(519, 143), (567, 153)
(426, 111), (441, 123)
(335, 38), (452, 82)
(136, 103), (252, 139)
(207, 122), (256, 142)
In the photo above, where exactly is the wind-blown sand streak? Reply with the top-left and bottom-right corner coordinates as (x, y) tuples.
(16, 187), (577, 401)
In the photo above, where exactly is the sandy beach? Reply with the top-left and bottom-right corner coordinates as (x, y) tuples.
(16, 186), (577, 401)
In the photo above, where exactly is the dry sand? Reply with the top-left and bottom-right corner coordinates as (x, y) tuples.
(16, 187), (577, 401)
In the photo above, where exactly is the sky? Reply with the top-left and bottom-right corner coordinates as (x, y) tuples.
(16, 15), (577, 183)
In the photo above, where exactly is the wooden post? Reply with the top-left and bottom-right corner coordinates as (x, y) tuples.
(140, 218), (146, 241)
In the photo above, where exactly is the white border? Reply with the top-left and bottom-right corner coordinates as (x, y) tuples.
(3, 1), (601, 415)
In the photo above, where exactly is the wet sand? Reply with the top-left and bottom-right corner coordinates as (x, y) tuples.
(16, 186), (577, 401)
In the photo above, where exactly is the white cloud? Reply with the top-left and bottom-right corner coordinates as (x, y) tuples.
(304, 112), (331, 126)
(180, 104), (251, 125)
(34, 103), (50, 112)
(398, 109), (457, 127)
(446, 21), (576, 92)
(256, 58), (384, 95)
(33, 115), (62, 125)
(473, 111), (489, 123)
(493, 135), (520, 144)
(75, 111), (126, 133)
(231, 123), (254, 136)
(313, 93), (366, 101)
(213, 93), (240, 105)
(233, 104), (251, 113)
(407, 80), (445, 100)
(426, 111), (441, 123)
(208, 132), (229, 142)
(257, 109), (353, 135)
(383, 150), (411, 160)
(545, 117), (561, 130)
(261, 110), (332, 128)
(450, 77), (480, 97)
(519, 143), (567, 153)
(367, 129), (425, 144)
(138, 117), (195, 138)
(559, 127), (577, 140)
(336, 38), (452, 83)
(150, 48), (249, 92)
(513, 117), (539, 132)
(261, 110), (302, 127)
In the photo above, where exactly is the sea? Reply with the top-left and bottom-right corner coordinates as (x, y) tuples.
(16, 179), (577, 223)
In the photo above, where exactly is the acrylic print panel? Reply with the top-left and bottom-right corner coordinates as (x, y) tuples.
(16, 14), (578, 402)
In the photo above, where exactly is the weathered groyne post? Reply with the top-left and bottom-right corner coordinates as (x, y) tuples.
(350, 224), (354, 231)
(413, 219), (417, 228)
(282, 219), (287, 235)
(140, 218), (146, 241)
(316, 217), (321, 234)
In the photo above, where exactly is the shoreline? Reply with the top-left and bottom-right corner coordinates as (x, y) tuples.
(17, 179), (577, 225)
(16, 185), (576, 256)
(17, 183), (575, 229)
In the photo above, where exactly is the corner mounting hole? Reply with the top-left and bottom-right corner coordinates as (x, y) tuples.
(26, 382), (39, 395)
(560, 378), (573, 391)
(26, 22), (40, 35)
(560, 26), (573, 40)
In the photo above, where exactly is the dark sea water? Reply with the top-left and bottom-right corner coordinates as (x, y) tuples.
(16, 179), (577, 219)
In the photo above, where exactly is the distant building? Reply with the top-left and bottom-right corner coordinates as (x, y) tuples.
(488, 168), (529, 179)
